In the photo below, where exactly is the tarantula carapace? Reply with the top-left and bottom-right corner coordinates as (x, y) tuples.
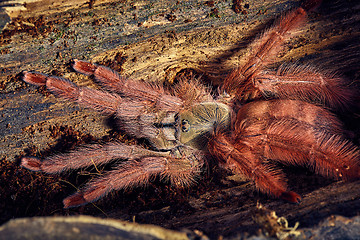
(21, 2), (360, 208)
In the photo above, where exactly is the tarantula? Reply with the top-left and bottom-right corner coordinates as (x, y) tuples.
(21, 1), (360, 208)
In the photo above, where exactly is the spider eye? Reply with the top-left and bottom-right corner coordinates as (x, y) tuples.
(181, 119), (190, 132)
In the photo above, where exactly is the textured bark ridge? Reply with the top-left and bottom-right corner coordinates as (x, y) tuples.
(1, 0), (360, 239)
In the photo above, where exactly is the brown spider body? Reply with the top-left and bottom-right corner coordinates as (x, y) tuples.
(21, 0), (360, 208)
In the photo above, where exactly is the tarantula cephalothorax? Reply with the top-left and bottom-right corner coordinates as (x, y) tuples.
(21, 2), (360, 208)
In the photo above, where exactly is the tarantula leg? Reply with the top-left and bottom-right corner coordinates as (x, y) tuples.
(22, 71), (163, 140)
(222, 6), (308, 99)
(63, 157), (167, 208)
(208, 133), (297, 202)
(63, 154), (201, 208)
(21, 142), (203, 208)
(254, 64), (356, 110)
(73, 60), (183, 111)
(257, 118), (360, 180)
(280, 191), (301, 203)
(209, 99), (360, 201)
(22, 71), (122, 114)
(235, 101), (360, 180)
(21, 156), (42, 171)
(20, 142), (166, 174)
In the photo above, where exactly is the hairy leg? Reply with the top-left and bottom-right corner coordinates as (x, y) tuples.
(209, 117), (359, 202)
(235, 101), (360, 180)
(20, 142), (168, 173)
(254, 64), (357, 110)
(62, 157), (167, 207)
(209, 98), (360, 202)
(236, 100), (345, 135)
(23, 71), (122, 114)
(209, 133), (300, 202)
(23, 71), (168, 141)
(63, 155), (202, 208)
(73, 60), (183, 111)
(222, 7), (308, 100)
(255, 119), (360, 180)
(21, 141), (204, 208)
